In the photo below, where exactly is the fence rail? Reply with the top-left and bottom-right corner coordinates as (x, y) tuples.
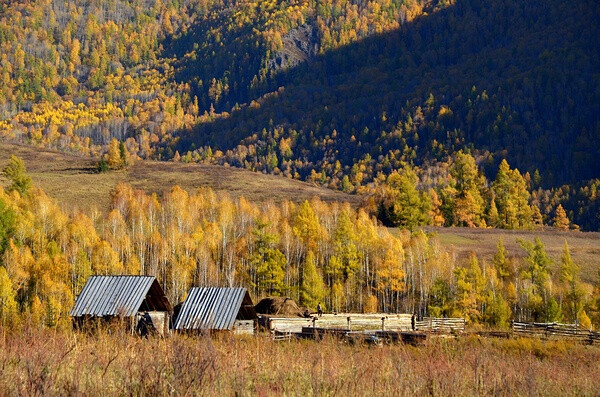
(512, 322), (600, 343)
(416, 317), (466, 333)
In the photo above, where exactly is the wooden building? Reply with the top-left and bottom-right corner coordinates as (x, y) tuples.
(70, 275), (172, 335)
(173, 287), (257, 334)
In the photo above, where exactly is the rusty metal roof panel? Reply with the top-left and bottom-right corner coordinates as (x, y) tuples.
(69, 275), (157, 317)
(174, 287), (250, 330)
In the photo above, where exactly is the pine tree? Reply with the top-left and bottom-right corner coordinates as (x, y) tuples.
(384, 164), (431, 229)
(493, 238), (512, 282)
(454, 254), (486, 323)
(251, 220), (286, 295)
(511, 168), (532, 229)
(428, 188), (445, 226)
(450, 151), (486, 227)
(493, 159), (517, 228)
(553, 204), (570, 230)
(293, 201), (322, 254)
(2, 155), (32, 195)
(0, 196), (16, 257)
(559, 241), (584, 323)
(531, 205), (543, 227)
(487, 196), (499, 228)
(119, 141), (130, 168)
(106, 138), (122, 170)
(519, 237), (554, 321)
(300, 251), (325, 309)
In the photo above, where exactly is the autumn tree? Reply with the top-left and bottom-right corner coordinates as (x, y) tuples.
(454, 254), (486, 323)
(553, 204), (570, 230)
(519, 237), (560, 322)
(450, 151), (486, 227)
(559, 241), (585, 324)
(300, 250), (325, 310)
(379, 164), (431, 229)
(0, 196), (16, 258)
(251, 220), (286, 296)
(493, 159), (532, 229)
(2, 155), (32, 195)
(0, 266), (18, 327)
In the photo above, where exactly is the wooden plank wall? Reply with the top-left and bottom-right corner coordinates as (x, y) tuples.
(267, 313), (413, 333)
(415, 317), (466, 333)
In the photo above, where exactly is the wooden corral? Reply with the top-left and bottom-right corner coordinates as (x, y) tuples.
(415, 317), (466, 333)
(265, 313), (412, 333)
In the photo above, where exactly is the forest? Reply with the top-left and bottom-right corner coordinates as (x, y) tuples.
(0, 0), (598, 229)
(1, 156), (599, 331)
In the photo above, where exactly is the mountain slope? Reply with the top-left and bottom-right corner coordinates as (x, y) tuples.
(177, 0), (599, 188)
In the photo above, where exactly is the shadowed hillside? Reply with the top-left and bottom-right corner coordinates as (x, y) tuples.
(177, 0), (599, 187)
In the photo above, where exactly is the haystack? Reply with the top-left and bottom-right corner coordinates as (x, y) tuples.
(255, 297), (303, 317)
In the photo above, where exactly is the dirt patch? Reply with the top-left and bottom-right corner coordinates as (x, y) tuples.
(255, 297), (304, 317)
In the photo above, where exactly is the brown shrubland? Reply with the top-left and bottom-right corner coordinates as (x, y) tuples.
(0, 328), (599, 396)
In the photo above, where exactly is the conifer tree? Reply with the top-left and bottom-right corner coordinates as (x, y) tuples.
(559, 241), (584, 323)
(553, 204), (570, 230)
(293, 200), (321, 254)
(519, 237), (556, 321)
(493, 238), (512, 282)
(2, 155), (32, 195)
(384, 164), (431, 229)
(106, 138), (123, 170)
(300, 251), (325, 309)
(251, 220), (286, 295)
(0, 196), (16, 258)
(451, 151), (486, 227)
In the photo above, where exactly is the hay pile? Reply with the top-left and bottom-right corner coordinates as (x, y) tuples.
(255, 297), (304, 317)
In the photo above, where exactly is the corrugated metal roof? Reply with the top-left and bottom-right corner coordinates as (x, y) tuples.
(70, 275), (169, 317)
(174, 287), (253, 330)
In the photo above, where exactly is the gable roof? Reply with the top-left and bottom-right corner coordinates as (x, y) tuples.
(174, 287), (256, 330)
(70, 275), (171, 317)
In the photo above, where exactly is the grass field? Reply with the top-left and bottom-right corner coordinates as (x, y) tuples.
(0, 328), (598, 396)
(424, 227), (600, 283)
(0, 142), (360, 213)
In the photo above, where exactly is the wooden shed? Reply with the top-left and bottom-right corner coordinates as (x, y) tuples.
(70, 275), (172, 335)
(173, 287), (257, 334)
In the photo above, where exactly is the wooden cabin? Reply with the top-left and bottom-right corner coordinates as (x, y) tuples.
(173, 287), (257, 334)
(70, 275), (172, 335)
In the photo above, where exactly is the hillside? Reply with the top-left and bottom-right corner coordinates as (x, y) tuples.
(426, 227), (600, 284)
(175, 0), (599, 185)
(0, 0), (597, 230)
(0, 142), (360, 213)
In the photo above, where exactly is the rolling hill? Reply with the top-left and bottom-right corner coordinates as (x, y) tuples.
(0, 142), (360, 214)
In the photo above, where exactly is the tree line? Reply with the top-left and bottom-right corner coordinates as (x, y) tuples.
(1, 156), (599, 330)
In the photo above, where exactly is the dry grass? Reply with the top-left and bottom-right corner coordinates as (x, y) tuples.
(423, 226), (600, 283)
(0, 142), (360, 214)
(0, 328), (598, 396)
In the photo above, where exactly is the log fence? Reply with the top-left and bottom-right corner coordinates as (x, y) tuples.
(512, 322), (600, 344)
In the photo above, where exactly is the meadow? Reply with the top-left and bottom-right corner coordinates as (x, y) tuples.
(0, 328), (598, 396)
(0, 142), (359, 214)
